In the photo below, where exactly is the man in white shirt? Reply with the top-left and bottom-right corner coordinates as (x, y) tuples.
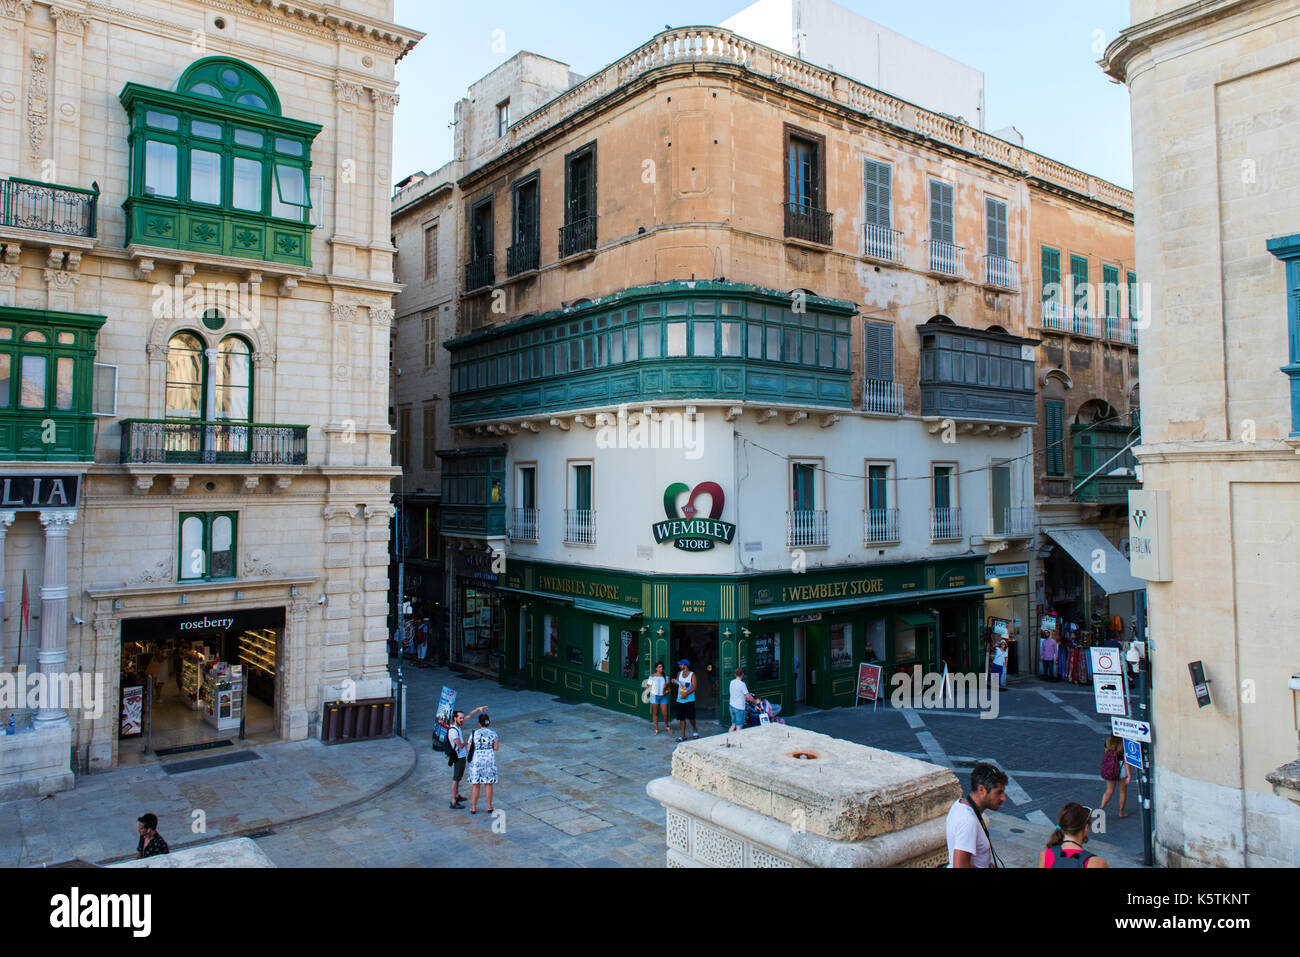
(447, 706), (485, 809)
(728, 667), (757, 732)
(946, 762), (1008, 867)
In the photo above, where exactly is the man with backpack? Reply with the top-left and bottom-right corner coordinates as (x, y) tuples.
(443, 706), (486, 809)
(946, 761), (1008, 868)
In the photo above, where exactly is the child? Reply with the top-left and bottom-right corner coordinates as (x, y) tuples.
(1097, 735), (1130, 818)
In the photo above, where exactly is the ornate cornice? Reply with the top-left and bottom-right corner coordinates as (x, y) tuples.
(0, 1), (33, 22)
(227, 0), (423, 60)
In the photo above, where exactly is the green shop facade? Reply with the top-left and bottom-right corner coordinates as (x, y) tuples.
(491, 556), (992, 719)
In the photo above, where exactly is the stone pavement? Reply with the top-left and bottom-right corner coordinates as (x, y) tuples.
(785, 674), (1149, 867)
(0, 662), (1149, 867)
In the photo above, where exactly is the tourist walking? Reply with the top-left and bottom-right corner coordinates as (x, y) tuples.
(945, 762), (1007, 868)
(675, 658), (698, 741)
(1038, 802), (1108, 868)
(1040, 631), (1059, 681)
(1097, 735), (1130, 818)
(647, 662), (670, 735)
(990, 638), (1009, 690)
(447, 706), (486, 809)
(728, 667), (756, 732)
(135, 812), (169, 859)
(467, 712), (499, 814)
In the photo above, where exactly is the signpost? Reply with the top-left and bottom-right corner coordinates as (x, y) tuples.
(856, 662), (883, 712)
(1123, 737), (1143, 772)
(1111, 715), (1151, 742)
(1090, 647), (1127, 716)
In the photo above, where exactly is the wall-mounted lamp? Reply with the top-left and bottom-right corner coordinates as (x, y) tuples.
(656, 626), (665, 637)
(741, 628), (751, 638)
(723, 627), (732, 639)
(639, 626), (649, 635)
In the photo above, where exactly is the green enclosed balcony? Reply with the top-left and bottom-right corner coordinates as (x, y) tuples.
(0, 307), (105, 462)
(1071, 424), (1139, 503)
(437, 446), (506, 538)
(446, 282), (856, 424)
(119, 57), (321, 268)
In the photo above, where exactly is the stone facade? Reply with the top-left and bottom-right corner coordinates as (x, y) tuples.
(1103, 0), (1300, 866)
(0, 0), (420, 793)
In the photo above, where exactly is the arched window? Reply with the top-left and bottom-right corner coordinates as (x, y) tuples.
(214, 336), (252, 421)
(176, 58), (281, 114)
(164, 329), (253, 422)
(166, 332), (204, 419)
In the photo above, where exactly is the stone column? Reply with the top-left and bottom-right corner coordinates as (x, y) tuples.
(33, 508), (76, 728)
(0, 511), (14, 672)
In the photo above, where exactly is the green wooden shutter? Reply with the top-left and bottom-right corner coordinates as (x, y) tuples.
(864, 160), (891, 228)
(1045, 401), (1065, 476)
(929, 181), (953, 243)
(1041, 247), (1061, 317)
(1070, 255), (1089, 324)
(864, 320), (894, 380)
(985, 198), (1007, 259)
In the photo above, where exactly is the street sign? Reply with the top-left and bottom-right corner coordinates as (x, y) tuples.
(1090, 647), (1127, 716)
(1111, 715), (1151, 743)
(1123, 738), (1143, 771)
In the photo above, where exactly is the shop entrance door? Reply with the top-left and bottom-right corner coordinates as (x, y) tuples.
(794, 627), (806, 705)
(938, 607), (968, 672)
(672, 623), (718, 717)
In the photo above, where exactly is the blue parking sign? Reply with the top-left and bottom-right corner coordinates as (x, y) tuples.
(1123, 737), (1143, 771)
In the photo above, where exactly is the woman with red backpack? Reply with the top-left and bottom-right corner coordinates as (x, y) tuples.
(1097, 734), (1130, 818)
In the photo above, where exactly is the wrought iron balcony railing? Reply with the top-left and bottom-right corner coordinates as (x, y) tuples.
(926, 239), (964, 277)
(559, 216), (597, 258)
(787, 509), (828, 547)
(511, 507), (539, 543)
(863, 508), (900, 545)
(564, 508), (596, 545)
(1, 177), (98, 238)
(464, 253), (495, 291)
(990, 506), (1034, 538)
(120, 419), (308, 466)
(929, 506), (962, 542)
(507, 237), (539, 275)
(984, 254), (1018, 290)
(863, 377), (903, 415)
(784, 202), (833, 245)
(863, 224), (902, 263)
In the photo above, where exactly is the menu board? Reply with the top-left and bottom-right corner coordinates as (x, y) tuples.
(754, 633), (778, 682)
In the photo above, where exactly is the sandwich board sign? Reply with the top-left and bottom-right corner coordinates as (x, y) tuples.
(1090, 647), (1127, 716)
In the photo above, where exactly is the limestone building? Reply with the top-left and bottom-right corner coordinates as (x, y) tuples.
(394, 28), (1134, 720)
(1104, 0), (1300, 867)
(0, 0), (419, 797)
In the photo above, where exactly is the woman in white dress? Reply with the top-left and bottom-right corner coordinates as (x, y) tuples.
(467, 712), (499, 814)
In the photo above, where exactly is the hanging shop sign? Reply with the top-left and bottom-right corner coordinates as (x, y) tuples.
(653, 481), (736, 551)
(1129, 489), (1172, 581)
(0, 474), (80, 509)
(984, 562), (1028, 580)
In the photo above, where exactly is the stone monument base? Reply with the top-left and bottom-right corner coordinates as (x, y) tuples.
(0, 724), (74, 801)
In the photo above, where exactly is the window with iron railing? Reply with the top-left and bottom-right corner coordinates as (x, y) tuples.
(785, 128), (831, 245)
(509, 173), (540, 275)
(561, 142), (597, 257)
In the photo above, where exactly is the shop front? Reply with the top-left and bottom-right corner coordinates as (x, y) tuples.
(1040, 527), (1145, 653)
(117, 606), (284, 755)
(447, 545), (504, 677)
(982, 560), (1031, 675)
(493, 556), (991, 721)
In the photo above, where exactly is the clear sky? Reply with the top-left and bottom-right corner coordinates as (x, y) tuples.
(392, 0), (1134, 189)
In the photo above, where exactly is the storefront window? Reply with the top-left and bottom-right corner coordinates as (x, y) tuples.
(755, 632), (780, 682)
(543, 613), (559, 658)
(619, 628), (638, 679)
(867, 617), (886, 660)
(830, 623), (853, 670)
(593, 623), (610, 673)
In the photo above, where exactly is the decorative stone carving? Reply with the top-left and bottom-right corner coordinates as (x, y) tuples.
(274, 475), (293, 491)
(27, 48), (49, 165)
(0, 2), (34, 22)
(2, 243), (20, 266)
(330, 302), (358, 323)
(279, 276), (298, 297)
(322, 505), (355, 521)
(169, 475), (190, 494)
(369, 306), (394, 327)
(134, 258), (156, 281)
(42, 268), (79, 291)
(92, 617), (118, 638)
(133, 475), (154, 494)
(125, 559), (170, 586)
(369, 89), (399, 112)
(241, 554), (279, 578)
(49, 6), (87, 34)
(334, 80), (364, 104)
(241, 475), (260, 493)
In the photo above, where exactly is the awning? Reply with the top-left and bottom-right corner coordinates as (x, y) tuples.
(1044, 527), (1145, 595)
(895, 610), (934, 629)
(749, 585), (993, 620)
(493, 586), (641, 619)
